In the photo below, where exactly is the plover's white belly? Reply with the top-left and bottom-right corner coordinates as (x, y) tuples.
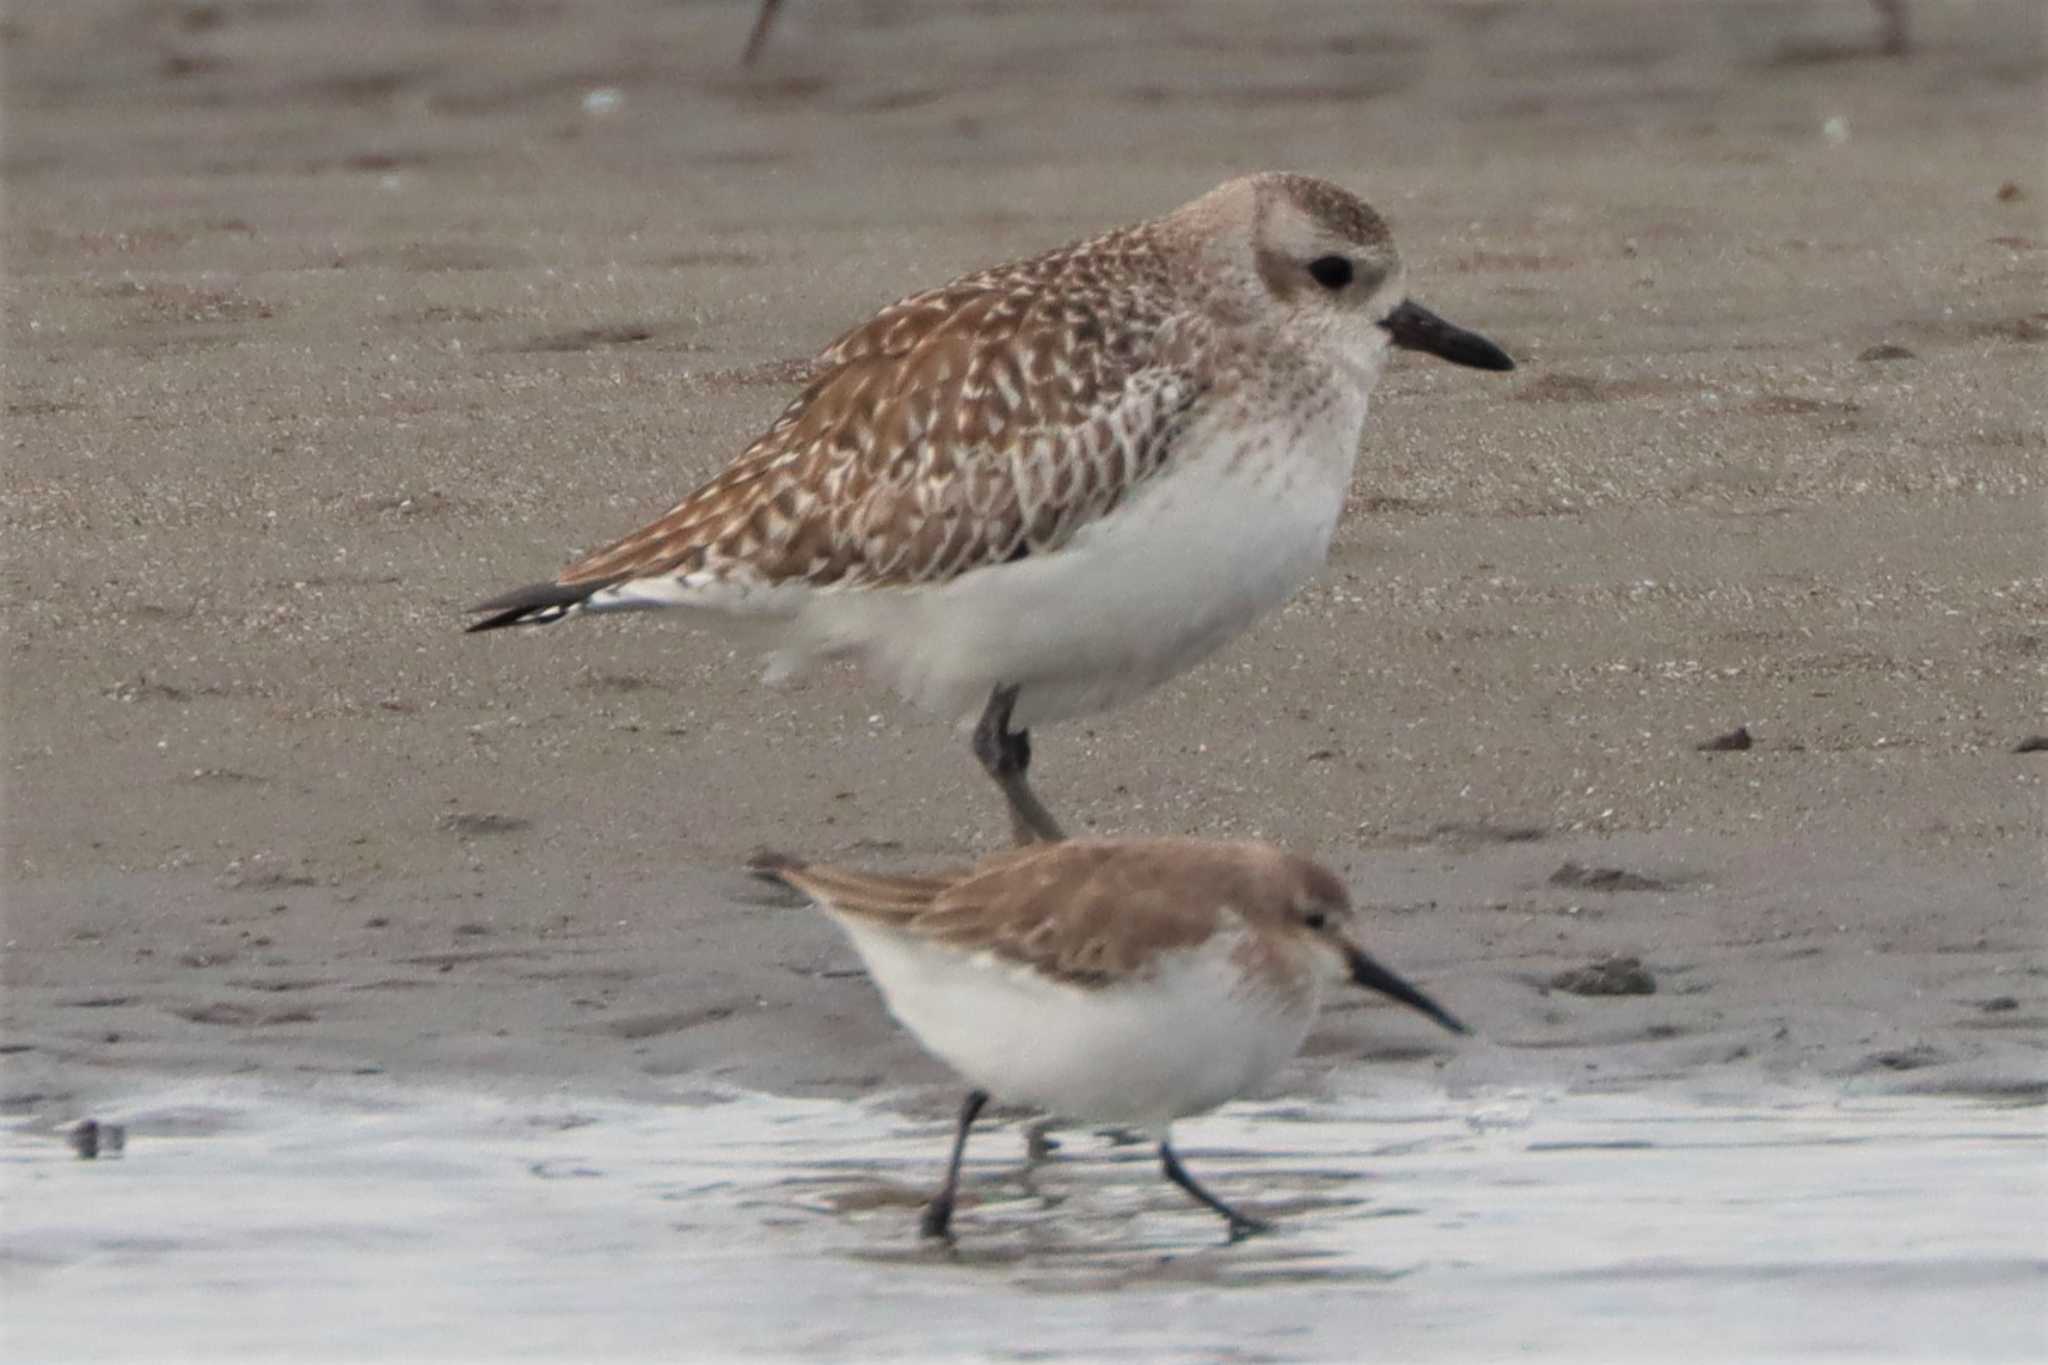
(788, 398), (1366, 729)
(835, 916), (1322, 1130)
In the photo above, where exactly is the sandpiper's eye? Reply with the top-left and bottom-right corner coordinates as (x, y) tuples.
(1302, 910), (1329, 930)
(1307, 255), (1354, 290)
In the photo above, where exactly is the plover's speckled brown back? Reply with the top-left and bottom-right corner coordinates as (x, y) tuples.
(470, 173), (1514, 841)
(752, 837), (1467, 1241)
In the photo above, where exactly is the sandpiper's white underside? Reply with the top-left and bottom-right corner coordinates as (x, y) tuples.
(830, 911), (1325, 1132)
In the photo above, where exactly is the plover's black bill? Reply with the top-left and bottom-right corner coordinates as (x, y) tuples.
(1345, 944), (1469, 1035)
(1379, 299), (1515, 372)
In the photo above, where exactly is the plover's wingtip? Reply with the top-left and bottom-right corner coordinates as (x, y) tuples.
(746, 847), (809, 881)
(465, 607), (533, 633)
(465, 579), (609, 632)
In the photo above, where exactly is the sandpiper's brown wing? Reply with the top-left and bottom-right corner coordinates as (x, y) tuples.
(762, 839), (1302, 989)
(748, 848), (963, 917)
(915, 841), (1234, 986)
(468, 234), (1208, 631)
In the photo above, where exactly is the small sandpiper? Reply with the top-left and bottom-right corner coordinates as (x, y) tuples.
(469, 173), (1514, 842)
(752, 837), (1467, 1241)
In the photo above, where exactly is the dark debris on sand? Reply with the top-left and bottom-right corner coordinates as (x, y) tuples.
(1697, 726), (1755, 752)
(1550, 955), (1658, 997)
(1549, 861), (1672, 893)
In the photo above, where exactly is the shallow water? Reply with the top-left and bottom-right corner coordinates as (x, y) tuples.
(4, 1081), (2043, 1362)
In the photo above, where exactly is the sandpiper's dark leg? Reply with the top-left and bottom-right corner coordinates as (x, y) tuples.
(921, 1089), (990, 1240)
(972, 685), (1067, 845)
(1160, 1139), (1271, 1242)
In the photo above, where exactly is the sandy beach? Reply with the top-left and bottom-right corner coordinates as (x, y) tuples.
(2, 0), (2045, 1356)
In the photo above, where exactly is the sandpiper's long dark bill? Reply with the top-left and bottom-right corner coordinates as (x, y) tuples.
(467, 173), (1515, 844)
(752, 836), (1469, 1243)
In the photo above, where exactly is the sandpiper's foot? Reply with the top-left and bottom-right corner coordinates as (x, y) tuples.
(1160, 1140), (1271, 1241)
(922, 1089), (990, 1240)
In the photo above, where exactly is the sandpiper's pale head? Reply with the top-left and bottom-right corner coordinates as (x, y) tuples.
(1225, 843), (1467, 1033)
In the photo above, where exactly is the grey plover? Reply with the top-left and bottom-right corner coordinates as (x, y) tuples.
(469, 174), (1514, 841)
(752, 837), (1466, 1241)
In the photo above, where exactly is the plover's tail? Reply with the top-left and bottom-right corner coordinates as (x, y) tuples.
(465, 577), (625, 632)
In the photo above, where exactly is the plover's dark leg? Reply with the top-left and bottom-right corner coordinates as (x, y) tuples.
(972, 685), (1067, 845)
(1159, 1140), (1272, 1242)
(921, 1088), (990, 1240)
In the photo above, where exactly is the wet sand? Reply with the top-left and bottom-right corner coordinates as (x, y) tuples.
(3, 0), (2046, 1335)
(6, 0), (2043, 1116)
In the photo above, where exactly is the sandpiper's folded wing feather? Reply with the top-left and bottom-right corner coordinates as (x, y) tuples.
(756, 857), (964, 920)
(469, 230), (1209, 627)
(916, 842), (1224, 986)
(788, 840), (1309, 989)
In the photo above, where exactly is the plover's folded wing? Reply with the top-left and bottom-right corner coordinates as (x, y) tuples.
(468, 276), (1206, 631)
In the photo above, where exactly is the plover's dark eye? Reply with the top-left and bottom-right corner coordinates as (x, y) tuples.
(1307, 255), (1354, 291)
(1302, 910), (1329, 930)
